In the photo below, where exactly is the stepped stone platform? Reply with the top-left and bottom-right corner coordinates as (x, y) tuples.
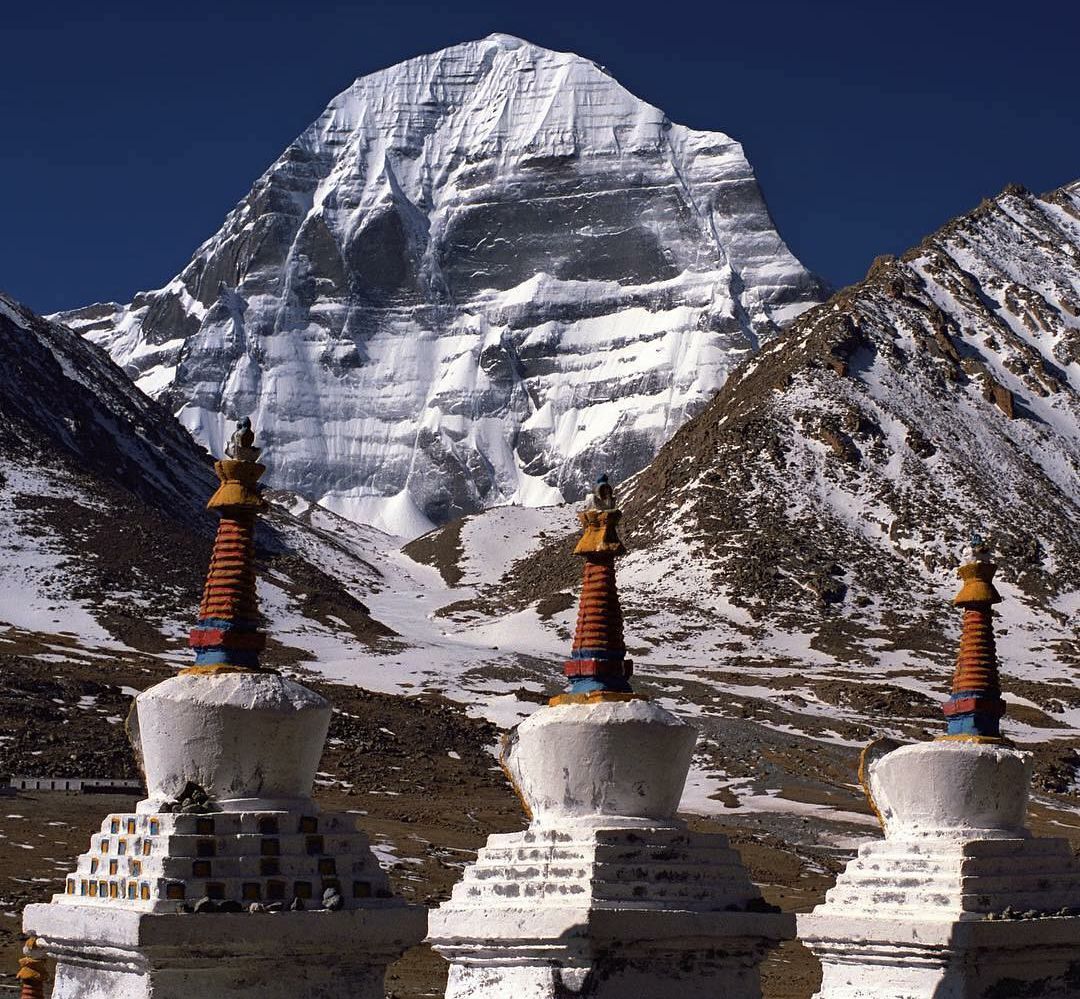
(55, 807), (392, 912)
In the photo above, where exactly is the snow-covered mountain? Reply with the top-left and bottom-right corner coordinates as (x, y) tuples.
(58, 33), (824, 536)
(0, 289), (386, 657)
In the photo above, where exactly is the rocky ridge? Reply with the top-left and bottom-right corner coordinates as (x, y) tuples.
(57, 33), (824, 536)
(405, 181), (1080, 799)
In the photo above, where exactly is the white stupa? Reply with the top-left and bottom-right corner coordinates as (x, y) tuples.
(800, 542), (1080, 997)
(23, 422), (426, 998)
(428, 480), (793, 997)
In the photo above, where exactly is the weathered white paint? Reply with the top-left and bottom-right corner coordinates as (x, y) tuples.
(800, 739), (1080, 999)
(25, 904), (426, 999)
(24, 670), (427, 998)
(50, 807), (393, 913)
(502, 698), (697, 826)
(869, 740), (1031, 838)
(431, 699), (793, 998)
(132, 672), (330, 810)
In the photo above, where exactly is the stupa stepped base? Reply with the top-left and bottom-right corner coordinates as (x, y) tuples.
(432, 906), (792, 999)
(52, 805), (390, 912)
(801, 915), (1080, 999)
(802, 835), (1080, 997)
(819, 835), (1080, 919)
(453, 825), (763, 909)
(25, 903), (426, 999)
(430, 824), (793, 999)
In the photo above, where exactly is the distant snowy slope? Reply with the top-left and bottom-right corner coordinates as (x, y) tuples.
(411, 181), (1080, 738)
(0, 290), (387, 658)
(58, 34), (824, 536)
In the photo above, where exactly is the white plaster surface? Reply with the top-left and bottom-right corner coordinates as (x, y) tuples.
(870, 739), (1032, 838)
(801, 740), (1080, 999)
(431, 700), (791, 997)
(132, 672), (330, 809)
(25, 904), (426, 999)
(502, 699), (697, 826)
(51, 807), (392, 913)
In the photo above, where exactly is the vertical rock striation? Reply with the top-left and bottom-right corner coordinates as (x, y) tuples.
(57, 34), (823, 535)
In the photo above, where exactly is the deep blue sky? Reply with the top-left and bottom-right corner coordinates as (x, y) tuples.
(2, 0), (1077, 314)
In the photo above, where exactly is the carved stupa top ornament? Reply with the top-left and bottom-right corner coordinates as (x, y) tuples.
(187, 419), (270, 674)
(555, 475), (636, 703)
(941, 531), (1007, 741)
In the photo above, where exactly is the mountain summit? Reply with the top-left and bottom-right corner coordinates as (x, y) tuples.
(59, 34), (823, 536)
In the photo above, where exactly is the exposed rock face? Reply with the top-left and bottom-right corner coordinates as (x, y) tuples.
(475, 181), (1080, 680)
(57, 34), (823, 536)
(0, 292), (213, 516)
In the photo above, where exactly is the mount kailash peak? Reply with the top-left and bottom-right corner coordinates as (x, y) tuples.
(58, 33), (824, 537)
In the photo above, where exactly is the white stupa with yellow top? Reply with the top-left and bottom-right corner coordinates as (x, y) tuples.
(428, 476), (793, 998)
(22, 422), (426, 998)
(799, 539), (1080, 998)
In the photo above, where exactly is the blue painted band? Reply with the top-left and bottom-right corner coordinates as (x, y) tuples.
(193, 649), (261, 667)
(567, 675), (633, 695)
(196, 617), (261, 631)
(946, 713), (1002, 737)
(570, 648), (626, 661)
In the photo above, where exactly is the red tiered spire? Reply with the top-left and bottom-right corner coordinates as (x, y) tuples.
(940, 536), (1006, 740)
(185, 419), (270, 674)
(571, 559), (626, 657)
(552, 475), (636, 705)
(197, 515), (259, 622)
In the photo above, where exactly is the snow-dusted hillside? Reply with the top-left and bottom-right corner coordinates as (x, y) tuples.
(457, 181), (1080, 695)
(58, 34), (823, 536)
(390, 182), (1080, 823)
(0, 290), (387, 659)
